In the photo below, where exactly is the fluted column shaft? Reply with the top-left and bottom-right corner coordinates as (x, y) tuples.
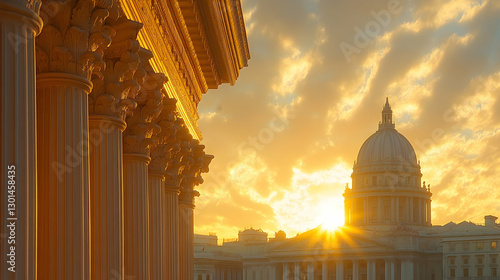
(148, 171), (165, 279)
(0, 2), (41, 279)
(384, 259), (392, 280)
(427, 200), (431, 225)
(123, 154), (150, 280)
(418, 199), (422, 225)
(322, 261), (328, 280)
(377, 197), (383, 223)
(396, 197), (399, 223)
(179, 201), (195, 280)
(269, 263), (276, 279)
(367, 260), (376, 280)
(336, 261), (344, 280)
(409, 197), (414, 224)
(401, 260), (414, 280)
(307, 262), (314, 279)
(165, 184), (180, 280)
(89, 116), (126, 280)
(36, 73), (92, 280)
(353, 260), (359, 280)
(283, 262), (288, 280)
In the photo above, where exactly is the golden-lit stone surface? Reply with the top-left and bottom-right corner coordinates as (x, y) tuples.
(0, 0), (248, 279)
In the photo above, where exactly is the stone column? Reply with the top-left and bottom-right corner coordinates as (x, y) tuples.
(353, 260), (359, 280)
(0, 1), (41, 279)
(121, 45), (164, 279)
(401, 260), (414, 280)
(88, 115), (126, 280)
(395, 197), (399, 224)
(322, 261), (328, 280)
(35, 1), (116, 279)
(164, 181), (180, 280)
(237, 267), (243, 280)
(367, 260), (376, 280)
(122, 153), (150, 279)
(283, 263), (289, 280)
(269, 263), (276, 279)
(136, 59), (168, 280)
(427, 200), (431, 225)
(148, 170), (165, 279)
(179, 190), (196, 280)
(336, 261), (344, 280)
(179, 137), (213, 280)
(216, 267), (222, 280)
(308, 262), (314, 280)
(377, 197), (383, 223)
(417, 198), (422, 225)
(405, 196), (410, 223)
(384, 259), (391, 280)
(410, 197), (414, 224)
(151, 96), (180, 280)
(36, 69), (94, 280)
(88, 16), (145, 280)
(390, 260), (395, 280)
(294, 262), (300, 280)
(391, 197), (395, 223)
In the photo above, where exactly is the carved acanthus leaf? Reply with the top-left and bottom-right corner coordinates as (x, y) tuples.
(89, 18), (143, 119)
(149, 96), (177, 173)
(164, 119), (191, 186)
(36, 0), (114, 80)
(123, 51), (166, 155)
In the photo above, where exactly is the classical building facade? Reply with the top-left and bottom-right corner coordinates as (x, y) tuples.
(0, 0), (249, 279)
(195, 100), (500, 280)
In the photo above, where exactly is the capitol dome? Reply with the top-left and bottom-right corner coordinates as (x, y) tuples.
(344, 98), (432, 228)
(356, 99), (417, 167)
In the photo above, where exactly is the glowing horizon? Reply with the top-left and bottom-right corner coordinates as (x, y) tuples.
(194, 0), (500, 240)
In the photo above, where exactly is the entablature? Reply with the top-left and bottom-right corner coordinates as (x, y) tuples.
(119, 0), (249, 140)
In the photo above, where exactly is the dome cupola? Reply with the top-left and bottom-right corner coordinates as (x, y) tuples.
(355, 97), (419, 174)
(343, 98), (432, 228)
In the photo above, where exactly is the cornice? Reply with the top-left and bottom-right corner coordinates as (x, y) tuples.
(343, 189), (432, 199)
(119, 0), (203, 139)
(118, 0), (250, 140)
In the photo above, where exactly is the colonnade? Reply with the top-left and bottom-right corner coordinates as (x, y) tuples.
(196, 267), (242, 280)
(345, 194), (431, 226)
(0, 0), (213, 279)
(272, 258), (417, 280)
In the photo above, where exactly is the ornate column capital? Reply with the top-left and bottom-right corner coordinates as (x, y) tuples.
(123, 48), (166, 155)
(178, 188), (200, 208)
(149, 96), (177, 174)
(178, 138), (214, 207)
(89, 16), (146, 119)
(36, 0), (116, 80)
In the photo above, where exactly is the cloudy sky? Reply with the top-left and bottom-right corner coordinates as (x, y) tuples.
(194, 0), (500, 240)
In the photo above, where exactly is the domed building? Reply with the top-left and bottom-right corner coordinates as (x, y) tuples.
(344, 98), (432, 228)
(194, 99), (500, 280)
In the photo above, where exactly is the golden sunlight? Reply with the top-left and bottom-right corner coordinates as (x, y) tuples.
(314, 199), (345, 231)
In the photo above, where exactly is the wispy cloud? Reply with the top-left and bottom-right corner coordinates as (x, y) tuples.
(196, 0), (500, 239)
